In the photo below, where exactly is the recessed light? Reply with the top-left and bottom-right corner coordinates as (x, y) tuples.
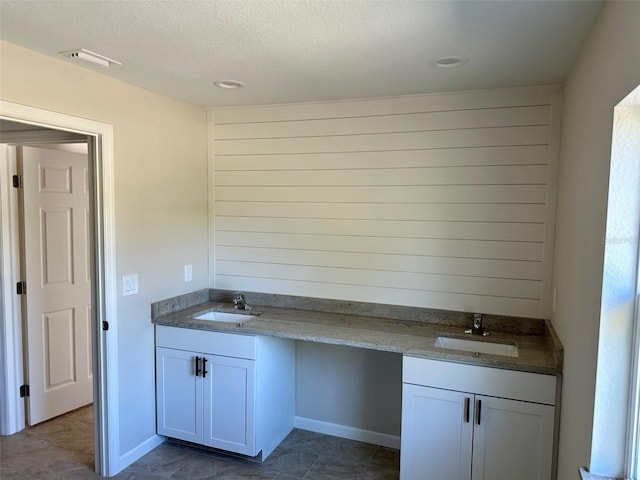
(213, 80), (245, 89)
(428, 56), (468, 69)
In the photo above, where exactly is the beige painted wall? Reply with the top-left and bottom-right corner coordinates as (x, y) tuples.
(552, 2), (640, 478)
(0, 40), (209, 458)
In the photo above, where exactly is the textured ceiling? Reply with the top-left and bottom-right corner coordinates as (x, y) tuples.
(0, 0), (603, 108)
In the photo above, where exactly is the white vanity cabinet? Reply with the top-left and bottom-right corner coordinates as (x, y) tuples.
(155, 325), (294, 459)
(401, 356), (557, 480)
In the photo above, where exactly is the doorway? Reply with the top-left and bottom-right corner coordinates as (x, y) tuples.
(0, 101), (118, 476)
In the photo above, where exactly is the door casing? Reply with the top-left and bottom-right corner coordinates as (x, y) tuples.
(0, 100), (118, 476)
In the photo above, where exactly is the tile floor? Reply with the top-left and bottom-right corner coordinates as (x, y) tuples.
(0, 405), (400, 479)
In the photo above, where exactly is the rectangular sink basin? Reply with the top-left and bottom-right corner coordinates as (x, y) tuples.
(193, 311), (257, 324)
(434, 336), (519, 357)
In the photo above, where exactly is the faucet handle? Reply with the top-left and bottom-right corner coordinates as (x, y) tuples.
(233, 292), (245, 306)
(467, 314), (489, 336)
(233, 292), (251, 310)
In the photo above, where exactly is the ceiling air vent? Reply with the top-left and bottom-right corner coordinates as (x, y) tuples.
(60, 49), (121, 68)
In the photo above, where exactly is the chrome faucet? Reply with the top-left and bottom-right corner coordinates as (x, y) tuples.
(465, 313), (489, 336)
(233, 292), (250, 310)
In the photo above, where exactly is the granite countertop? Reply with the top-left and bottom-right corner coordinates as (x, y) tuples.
(152, 289), (563, 376)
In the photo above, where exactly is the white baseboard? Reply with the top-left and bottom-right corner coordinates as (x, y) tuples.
(294, 416), (400, 450)
(117, 434), (164, 473)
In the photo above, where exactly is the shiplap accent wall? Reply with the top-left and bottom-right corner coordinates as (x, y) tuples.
(209, 86), (560, 318)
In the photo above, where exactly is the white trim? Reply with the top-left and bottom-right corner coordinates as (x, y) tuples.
(540, 87), (563, 318)
(628, 294), (640, 480)
(0, 101), (119, 476)
(294, 416), (400, 450)
(207, 110), (216, 287)
(0, 145), (25, 435)
(118, 434), (164, 469)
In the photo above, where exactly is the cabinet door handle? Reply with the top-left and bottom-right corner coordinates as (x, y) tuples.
(202, 357), (208, 378)
(476, 399), (482, 425)
(464, 397), (470, 423)
(195, 356), (201, 377)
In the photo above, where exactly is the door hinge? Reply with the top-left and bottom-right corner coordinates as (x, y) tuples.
(19, 385), (30, 398)
(16, 281), (26, 295)
(12, 175), (22, 189)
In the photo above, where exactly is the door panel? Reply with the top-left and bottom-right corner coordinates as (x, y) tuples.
(156, 347), (202, 444)
(400, 384), (473, 480)
(40, 207), (74, 285)
(203, 354), (256, 455)
(471, 395), (554, 480)
(22, 146), (92, 425)
(42, 308), (76, 388)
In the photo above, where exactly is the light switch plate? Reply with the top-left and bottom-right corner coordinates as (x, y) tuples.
(123, 274), (138, 296)
(184, 264), (193, 282)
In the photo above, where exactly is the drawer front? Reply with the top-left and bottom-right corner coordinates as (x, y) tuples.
(156, 325), (256, 359)
(403, 356), (556, 405)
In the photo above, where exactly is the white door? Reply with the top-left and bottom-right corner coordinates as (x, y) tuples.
(155, 347), (203, 444)
(471, 395), (555, 480)
(400, 384), (473, 480)
(21, 145), (93, 425)
(203, 354), (256, 455)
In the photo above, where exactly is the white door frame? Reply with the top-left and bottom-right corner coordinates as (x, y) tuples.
(0, 100), (119, 476)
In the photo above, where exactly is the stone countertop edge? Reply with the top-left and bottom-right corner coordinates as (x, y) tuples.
(151, 289), (563, 376)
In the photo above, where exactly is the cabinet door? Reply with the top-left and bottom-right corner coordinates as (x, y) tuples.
(202, 354), (256, 455)
(156, 347), (203, 444)
(400, 384), (473, 480)
(471, 395), (554, 480)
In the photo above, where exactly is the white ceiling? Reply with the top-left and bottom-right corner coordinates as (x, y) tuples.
(0, 0), (603, 108)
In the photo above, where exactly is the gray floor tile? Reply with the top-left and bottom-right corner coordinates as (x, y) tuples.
(305, 455), (400, 480)
(112, 473), (170, 480)
(261, 446), (318, 478)
(0, 467), (32, 480)
(1, 406), (400, 479)
(281, 429), (400, 471)
(272, 475), (306, 480)
(123, 443), (195, 477)
(170, 453), (279, 480)
(281, 429), (344, 458)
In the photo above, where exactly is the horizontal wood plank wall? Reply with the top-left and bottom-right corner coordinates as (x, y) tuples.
(210, 86), (559, 318)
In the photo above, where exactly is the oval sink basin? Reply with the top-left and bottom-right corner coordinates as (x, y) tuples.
(193, 311), (256, 324)
(434, 336), (519, 357)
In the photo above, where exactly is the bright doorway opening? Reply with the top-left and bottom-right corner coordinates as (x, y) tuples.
(0, 102), (119, 476)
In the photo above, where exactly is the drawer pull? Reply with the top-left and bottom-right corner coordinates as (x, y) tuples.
(202, 357), (208, 378)
(195, 356), (201, 377)
(464, 397), (470, 423)
(476, 399), (482, 425)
